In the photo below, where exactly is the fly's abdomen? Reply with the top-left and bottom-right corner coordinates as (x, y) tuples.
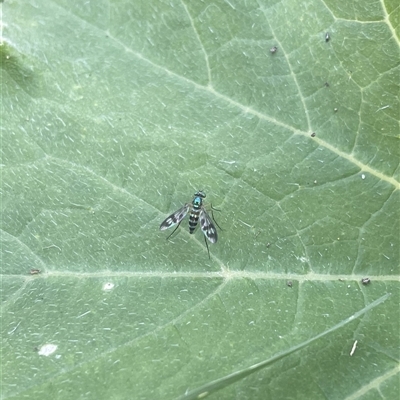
(189, 209), (200, 234)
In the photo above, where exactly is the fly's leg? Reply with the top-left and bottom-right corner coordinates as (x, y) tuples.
(166, 222), (182, 240)
(210, 204), (223, 231)
(204, 235), (211, 259)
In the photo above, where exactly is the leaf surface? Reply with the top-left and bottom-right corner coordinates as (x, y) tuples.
(1, 1), (399, 399)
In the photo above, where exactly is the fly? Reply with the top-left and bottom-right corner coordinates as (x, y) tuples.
(160, 191), (220, 259)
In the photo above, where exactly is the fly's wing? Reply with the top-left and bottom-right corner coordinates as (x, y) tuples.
(199, 209), (218, 243)
(160, 204), (190, 230)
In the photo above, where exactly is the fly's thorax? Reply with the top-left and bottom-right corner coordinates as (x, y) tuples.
(192, 191), (206, 207)
(192, 196), (202, 208)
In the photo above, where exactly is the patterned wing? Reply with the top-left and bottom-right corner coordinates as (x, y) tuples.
(160, 204), (190, 231)
(199, 209), (218, 243)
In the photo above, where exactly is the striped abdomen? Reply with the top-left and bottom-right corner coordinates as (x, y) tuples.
(189, 194), (204, 234)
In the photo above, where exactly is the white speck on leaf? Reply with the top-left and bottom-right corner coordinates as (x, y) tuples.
(350, 340), (358, 356)
(38, 344), (58, 356)
(103, 282), (115, 291)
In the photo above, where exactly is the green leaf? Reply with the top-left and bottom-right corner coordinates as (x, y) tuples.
(179, 294), (392, 399)
(1, 1), (398, 399)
